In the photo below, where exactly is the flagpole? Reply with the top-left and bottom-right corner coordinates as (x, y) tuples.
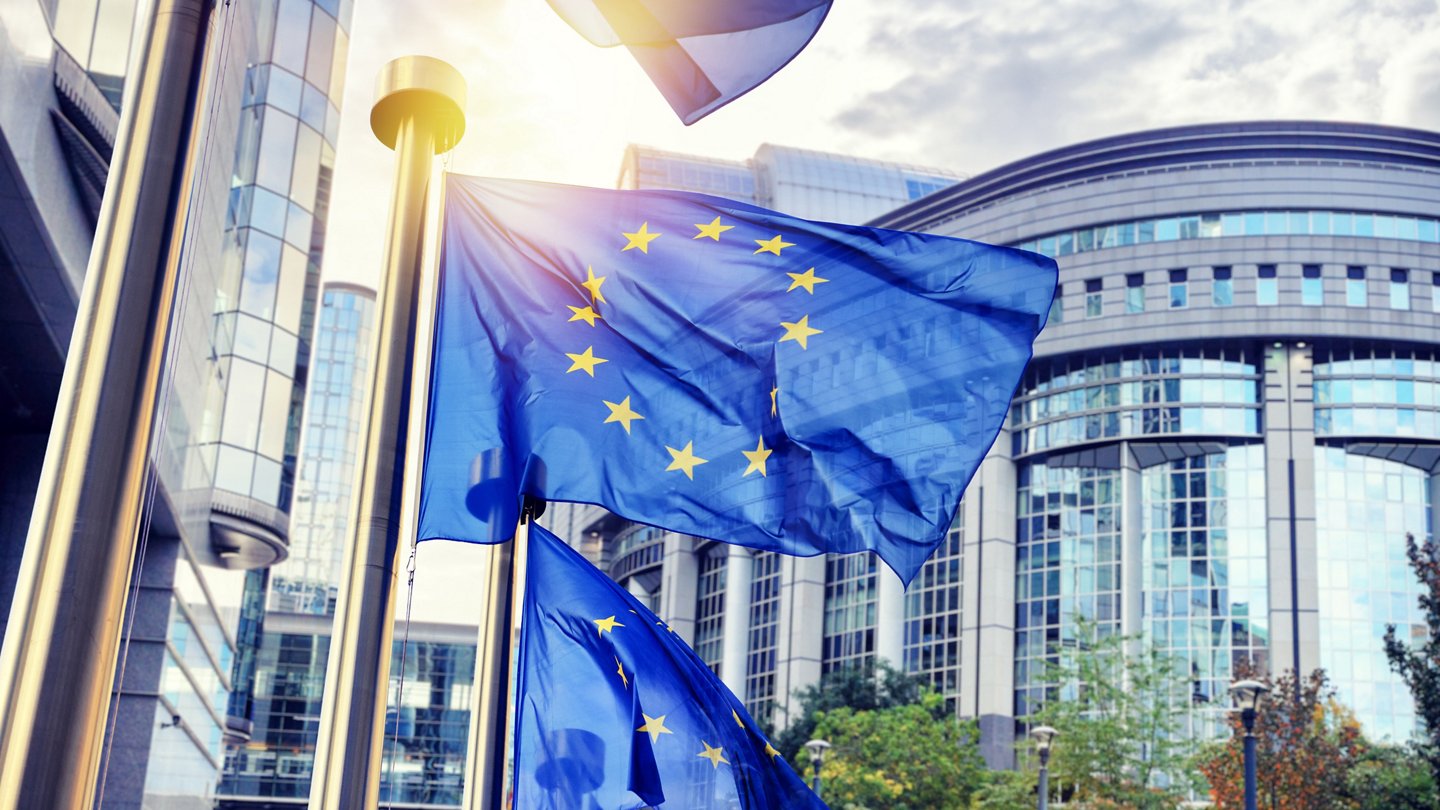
(0, 0), (215, 806)
(464, 497), (540, 810)
(306, 56), (465, 810)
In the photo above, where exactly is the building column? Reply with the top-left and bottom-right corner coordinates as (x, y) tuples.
(719, 547), (753, 697)
(1120, 443), (1145, 649)
(875, 563), (906, 671)
(773, 554), (825, 731)
(659, 534), (698, 644)
(959, 444), (1018, 769)
(1263, 342), (1320, 677)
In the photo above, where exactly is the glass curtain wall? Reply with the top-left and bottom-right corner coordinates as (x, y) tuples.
(904, 510), (964, 705)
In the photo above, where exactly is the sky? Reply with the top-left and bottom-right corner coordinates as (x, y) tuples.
(321, 0), (1440, 622)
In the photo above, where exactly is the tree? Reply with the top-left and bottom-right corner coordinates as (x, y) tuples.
(1344, 742), (1439, 810)
(968, 769), (1038, 810)
(1028, 624), (1199, 808)
(1195, 667), (1364, 809)
(795, 691), (987, 810)
(773, 660), (935, 760)
(1383, 532), (1440, 788)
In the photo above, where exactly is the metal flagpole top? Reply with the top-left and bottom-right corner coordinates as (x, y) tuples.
(370, 55), (466, 153)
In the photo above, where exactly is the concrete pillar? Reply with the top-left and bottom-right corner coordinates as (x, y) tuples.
(958, 444), (1018, 769)
(1262, 342), (1320, 678)
(719, 547), (754, 697)
(772, 554), (825, 731)
(660, 534), (698, 644)
(875, 562), (906, 671)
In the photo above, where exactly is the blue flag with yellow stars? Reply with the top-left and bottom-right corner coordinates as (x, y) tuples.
(546, 0), (832, 125)
(514, 522), (825, 808)
(419, 175), (1056, 583)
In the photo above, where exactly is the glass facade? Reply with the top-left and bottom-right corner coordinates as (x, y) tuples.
(46, 0), (138, 107)
(1314, 346), (1440, 439)
(220, 628), (475, 805)
(209, 0), (352, 525)
(1315, 447), (1431, 743)
(269, 285), (375, 614)
(822, 554), (878, 674)
(1012, 348), (1262, 455)
(694, 546), (727, 675)
(904, 511), (964, 704)
(744, 552), (782, 725)
(1142, 446), (1269, 739)
(1015, 208), (1440, 259)
(1014, 463), (1122, 718)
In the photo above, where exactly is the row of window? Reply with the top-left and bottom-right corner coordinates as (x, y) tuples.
(1015, 209), (1440, 260)
(1052, 265), (1432, 322)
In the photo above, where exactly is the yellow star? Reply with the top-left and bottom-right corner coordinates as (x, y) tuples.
(731, 709), (745, 729)
(786, 267), (830, 294)
(764, 741), (780, 759)
(693, 216), (734, 241)
(697, 741), (730, 769)
(779, 315), (822, 350)
(581, 266), (607, 304)
(637, 714), (673, 744)
(770, 386), (779, 418)
(665, 441), (708, 480)
(593, 615), (624, 635)
(753, 234), (794, 256)
(622, 222), (661, 253)
(602, 396), (645, 434)
(565, 346), (608, 377)
(614, 655), (629, 688)
(742, 437), (773, 478)
(567, 305), (601, 327)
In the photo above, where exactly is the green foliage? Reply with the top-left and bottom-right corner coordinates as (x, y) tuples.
(1383, 532), (1440, 789)
(1028, 623), (1199, 809)
(773, 660), (935, 760)
(968, 769), (1037, 810)
(794, 691), (987, 810)
(1345, 743), (1439, 809)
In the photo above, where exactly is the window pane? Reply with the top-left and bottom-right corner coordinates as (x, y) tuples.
(259, 370), (291, 460)
(1302, 278), (1323, 306)
(274, 246), (308, 335)
(1169, 284), (1188, 309)
(222, 360), (266, 447)
(252, 456), (282, 504)
(240, 231), (281, 319)
(289, 125), (322, 212)
(266, 66), (303, 115)
(233, 314), (271, 363)
(272, 0), (312, 74)
(214, 446), (255, 495)
(249, 186), (287, 237)
(255, 110), (298, 194)
(1391, 282), (1410, 311)
(1257, 279), (1277, 306)
(1347, 280), (1367, 307)
(1213, 280), (1233, 307)
(305, 12), (336, 90)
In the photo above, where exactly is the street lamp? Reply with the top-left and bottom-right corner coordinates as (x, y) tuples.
(804, 739), (831, 799)
(1030, 725), (1058, 810)
(1229, 679), (1268, 810)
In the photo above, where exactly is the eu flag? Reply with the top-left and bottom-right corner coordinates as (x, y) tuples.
(546, 0), (832, 124)
(514, 522), (824, 808)
(419, 175), (1056, 583)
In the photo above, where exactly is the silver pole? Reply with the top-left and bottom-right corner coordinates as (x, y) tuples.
(306, 56), (465, 809)
(0, 0), (214, 806)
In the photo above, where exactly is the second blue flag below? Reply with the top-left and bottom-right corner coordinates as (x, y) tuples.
(419, 175), (1058, 583)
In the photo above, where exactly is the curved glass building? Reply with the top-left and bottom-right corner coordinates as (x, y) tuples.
(876, 120), (1440, 755)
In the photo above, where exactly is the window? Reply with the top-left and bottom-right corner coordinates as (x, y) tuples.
(1126, 274), (1145, 313)
(1085, 279), (1103, 318)
(1212, 267), (1233, 307)
(1256, 265), (1278, 306)
(1391, 268), (1411, 310)
(1346, 266), (1367, 307)
(1048, 284), (1063, 324)
(1168, 269), (1188, 309)
(1302, 265), (1323, 306)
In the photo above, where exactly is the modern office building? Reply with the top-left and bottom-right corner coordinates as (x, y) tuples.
(218, 283), (480, 809)
(0, 0), (353, 805)
(556, 123), (1440, 767)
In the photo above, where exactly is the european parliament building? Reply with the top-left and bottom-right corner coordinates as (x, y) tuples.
(554, 123), (1440, 767)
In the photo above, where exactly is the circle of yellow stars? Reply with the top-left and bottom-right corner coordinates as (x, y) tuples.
(557, 215), (831, 486)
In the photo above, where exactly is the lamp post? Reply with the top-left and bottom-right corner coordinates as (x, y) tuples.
(1229, 679), (1268, 810)
(804, 739), (831, 799)
(1031, 725), (1058, 810)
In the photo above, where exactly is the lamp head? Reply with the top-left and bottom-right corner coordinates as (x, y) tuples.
(804, 739), (831, 763)
(1030, 725), (1059, 753)
(1229, 679), (1268, 712)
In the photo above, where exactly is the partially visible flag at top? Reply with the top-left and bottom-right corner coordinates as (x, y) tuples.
(546, 0), (832, 124)
(418, 175), (1056, 583)
(513, 522), (825, 808)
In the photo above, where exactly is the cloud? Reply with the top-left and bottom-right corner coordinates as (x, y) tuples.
(833, 0), (1440, 172)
